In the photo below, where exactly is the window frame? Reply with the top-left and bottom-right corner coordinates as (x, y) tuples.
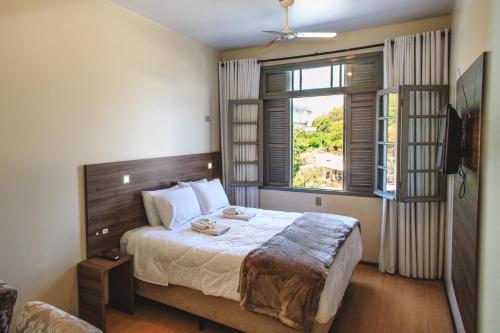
(227, 99), (264, 187)
(262, 53), (382, 99)
(374, 87), (400, 200)
(260, 52), (383, 196)
(374, 85), (449, 202)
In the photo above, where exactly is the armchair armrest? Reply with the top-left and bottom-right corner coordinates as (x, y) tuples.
(16, 301), (102, 333)
(0, 280), (17, 333)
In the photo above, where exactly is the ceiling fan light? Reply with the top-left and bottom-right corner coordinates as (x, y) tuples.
(296, 32), (337, 38)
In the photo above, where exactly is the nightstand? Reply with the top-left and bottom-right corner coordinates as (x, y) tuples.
(78, 252), (134, 332)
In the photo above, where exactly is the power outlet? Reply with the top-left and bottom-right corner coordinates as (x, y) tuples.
(315, 197), (322, 206)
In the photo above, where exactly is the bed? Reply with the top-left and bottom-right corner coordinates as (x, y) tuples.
(84, 153), (362, 333)
(120, 207), (362, 333)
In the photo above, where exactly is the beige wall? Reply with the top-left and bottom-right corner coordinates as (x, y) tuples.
(446, 1), (492, 332)
(224, 16), (451, 264)
(0, 0), (220, 320)
(260, 190), (381, 263)
(478, 1), (500, 332)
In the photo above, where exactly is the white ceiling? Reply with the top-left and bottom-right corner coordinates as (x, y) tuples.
(110, 0), (453, 50)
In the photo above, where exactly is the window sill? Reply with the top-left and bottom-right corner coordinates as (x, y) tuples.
(259, 186), (379, 198)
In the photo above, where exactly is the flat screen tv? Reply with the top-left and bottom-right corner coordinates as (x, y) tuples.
(436, 104), (462, 174)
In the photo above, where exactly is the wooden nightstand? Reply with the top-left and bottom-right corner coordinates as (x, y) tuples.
(78, 252), (134, 332)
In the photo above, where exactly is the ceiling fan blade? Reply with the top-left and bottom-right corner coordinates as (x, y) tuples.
(259, 38), (279, 49)
(296, 32), (337, 38)
(263, 30), (284, 35)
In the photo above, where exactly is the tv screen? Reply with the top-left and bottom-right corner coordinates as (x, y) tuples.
(436, 104), (462, 174)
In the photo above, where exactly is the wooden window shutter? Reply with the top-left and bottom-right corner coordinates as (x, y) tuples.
(264, 98), (291, 186)
(264, 71), (292, 95)
(227, 100), (263, 186)
(345, 92), (376, 192)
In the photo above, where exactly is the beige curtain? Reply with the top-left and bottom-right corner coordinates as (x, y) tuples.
(219, 59), (260, 207)
(379, 30), (449, 279)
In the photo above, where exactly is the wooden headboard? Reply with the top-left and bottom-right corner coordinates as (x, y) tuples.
(84, 152), (222, 258)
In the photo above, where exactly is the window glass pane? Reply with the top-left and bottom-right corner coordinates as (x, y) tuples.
(388, 118), (397, 142)
(332, 65), (341, 87)
(293, 70), (301, 91)
(301, 66), (331, 90)
(377, 168), (386, 191)
(343, 64), (352, 87)
(387, 144), (395, 171)
(378, 144), (386, 166)
(386, 167), (396, 192)
(379, 95), (387, 117)
(388, 93), (398, 117)
(379, 92), (398, 118)
(378, 120), (387, 141)
(292, 95), (345, 190)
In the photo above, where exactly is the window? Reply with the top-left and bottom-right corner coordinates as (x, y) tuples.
(374, 85), (449, 202)
(375, 89), (398, 196)
(262, 53), (382, 195)
(292, 95), (345, 190)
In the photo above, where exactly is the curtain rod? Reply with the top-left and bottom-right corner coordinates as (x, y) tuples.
(256, 43), (384, 64)
(219, 31), (450, 66)
(256, 31), (450, 64)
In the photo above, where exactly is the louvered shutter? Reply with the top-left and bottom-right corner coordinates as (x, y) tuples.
(345, 92), (376, 192)
(344, 57), (381, 88)
(264, 98), (291, 186)
(264, 71), (292, 95)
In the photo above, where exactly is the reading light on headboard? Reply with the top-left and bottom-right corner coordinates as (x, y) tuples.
(208, 162), (213, 170)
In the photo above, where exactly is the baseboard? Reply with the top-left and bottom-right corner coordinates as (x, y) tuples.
(443, 280), (458, 333)
(360, 260), (378, 267)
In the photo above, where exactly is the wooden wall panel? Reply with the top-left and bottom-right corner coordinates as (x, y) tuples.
(451, 53), (486, 333)
(85, 152), (222, 258)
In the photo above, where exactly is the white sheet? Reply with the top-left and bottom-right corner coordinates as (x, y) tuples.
(121, 208), (363, 324)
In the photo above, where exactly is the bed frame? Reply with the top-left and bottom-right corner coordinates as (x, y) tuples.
(84, 152), (335, 333)
(136, 281), (333, 333)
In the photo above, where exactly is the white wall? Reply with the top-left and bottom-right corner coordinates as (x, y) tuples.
(260, 190), (381, 263)
(477, 1), (500, 332)
(223, 16), (451, 264)
(446, 1), (492, 332)
(0, 0), (220, 320)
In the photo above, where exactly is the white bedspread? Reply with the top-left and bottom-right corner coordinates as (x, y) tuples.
(121, 208), (362, 324)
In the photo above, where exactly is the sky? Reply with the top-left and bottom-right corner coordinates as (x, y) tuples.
(293, 95), (344, 119)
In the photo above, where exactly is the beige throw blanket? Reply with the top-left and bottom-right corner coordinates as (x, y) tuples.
(239, 212), (359, 332)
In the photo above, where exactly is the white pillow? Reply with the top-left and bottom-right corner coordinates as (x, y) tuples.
(153, 187), (202, 230)
(178, 178), (207, 188)
(191, 178), (230, 215)
(142, 185), (179, 226)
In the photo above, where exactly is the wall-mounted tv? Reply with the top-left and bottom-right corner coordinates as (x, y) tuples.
(436, 104), (462, 174)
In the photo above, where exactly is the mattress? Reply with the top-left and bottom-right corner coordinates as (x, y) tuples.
(120, 208), (363, 324)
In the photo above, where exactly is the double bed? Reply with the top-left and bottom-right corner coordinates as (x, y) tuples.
(84, 153), (362, 333)
(120, 207), (362, 332)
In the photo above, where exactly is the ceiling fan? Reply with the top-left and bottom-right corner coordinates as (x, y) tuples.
(261, 0), (337, 48)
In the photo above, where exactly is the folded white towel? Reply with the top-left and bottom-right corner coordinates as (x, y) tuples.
(222, 207), (244, 216)
(191, 218), (217, 230)
(191, 222), (229, 236)
(222, 212), (256, 221)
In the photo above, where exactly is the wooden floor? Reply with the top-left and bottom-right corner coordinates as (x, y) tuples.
(107, 264), (454, 333)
